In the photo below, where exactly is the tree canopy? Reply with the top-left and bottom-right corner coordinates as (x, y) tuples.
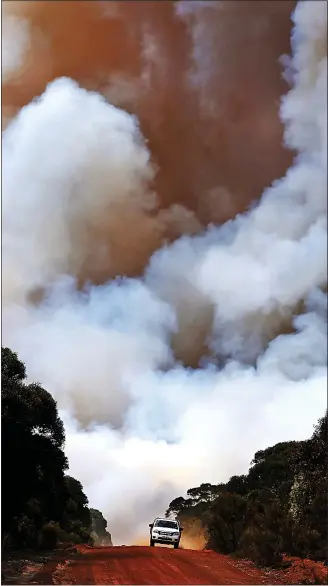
(166, 412), (327, 567)
(1, 346), (109, 550)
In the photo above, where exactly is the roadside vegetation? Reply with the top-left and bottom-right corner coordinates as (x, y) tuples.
(2, 344), (326, 584)
(2, 346), (110, 551)
(166, 411), (327, 572)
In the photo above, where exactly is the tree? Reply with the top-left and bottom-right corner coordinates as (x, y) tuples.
(187, 483), (219, 504)
(166, 496), (192, 518)
(1, 347), (97, 549)
(1, 347), (26, 381)
(90, 509), (112, 546)
(225, 475), (249, 496)
(289, 411), (328, 560)
(165, 412), (327, 566)
(2, 347), (69, 546)
(248, 441), (301, 503)
(60, 476), (92, 543)
(207, 493), (247, 554)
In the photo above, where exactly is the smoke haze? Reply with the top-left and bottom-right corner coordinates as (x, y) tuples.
(2, 0), (327, 544)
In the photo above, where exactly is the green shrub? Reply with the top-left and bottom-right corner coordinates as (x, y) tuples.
(238, 526), (283, 567)
(65, 532), (83, 545)
(39, 522), (60, 549)
(12, 515), (38, 548)
(206, 493), (247, 554)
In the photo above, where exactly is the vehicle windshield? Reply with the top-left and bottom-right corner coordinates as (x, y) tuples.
(154, 520), (178, 529)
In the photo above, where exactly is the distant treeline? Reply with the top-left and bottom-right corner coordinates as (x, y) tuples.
(166, 411), (327, 567)
(2, 346), (111, 550)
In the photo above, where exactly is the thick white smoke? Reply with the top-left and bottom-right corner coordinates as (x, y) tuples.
(2, 1), (327, 544)
(2, 13), (31, 83)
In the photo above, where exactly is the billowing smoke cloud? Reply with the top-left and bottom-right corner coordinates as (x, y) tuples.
(2, 0), (327, 545)
(2, 0), (296, 223)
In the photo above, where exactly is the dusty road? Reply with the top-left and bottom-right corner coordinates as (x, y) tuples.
(29, 544), (286, 585)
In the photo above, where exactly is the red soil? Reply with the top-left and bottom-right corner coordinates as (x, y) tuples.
(27, 544), (327, 585)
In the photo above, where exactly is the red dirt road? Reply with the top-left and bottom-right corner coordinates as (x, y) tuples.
(29, 544), (295, 585)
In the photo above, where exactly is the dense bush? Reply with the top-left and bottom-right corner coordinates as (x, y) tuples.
(166, 411), (327, 568)
(90, 509), (113, 546)
(207, 493), (247, 554)
(239, 526), (283, 567)
(1, 347), (108, 551)
(39, 522), (60, 550)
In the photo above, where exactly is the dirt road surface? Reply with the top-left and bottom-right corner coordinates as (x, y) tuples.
(29, 544), (289, 585)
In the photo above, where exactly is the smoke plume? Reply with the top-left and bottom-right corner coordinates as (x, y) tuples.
(2, 0), (327, 545)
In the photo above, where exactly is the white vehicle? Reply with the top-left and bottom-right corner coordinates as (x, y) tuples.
(149, 517), (183, 548)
